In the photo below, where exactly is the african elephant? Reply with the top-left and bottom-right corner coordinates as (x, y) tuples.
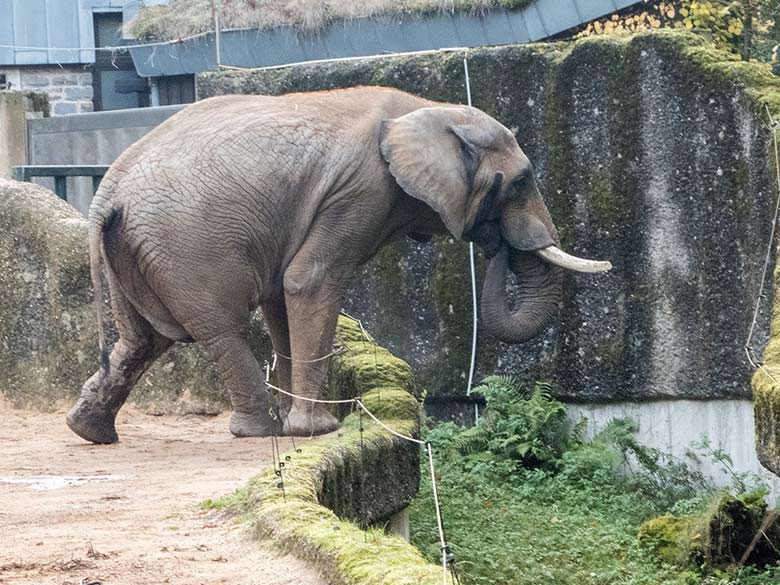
(65, 86), (610, 444)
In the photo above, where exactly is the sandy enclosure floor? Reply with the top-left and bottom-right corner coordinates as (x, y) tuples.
(0, 406), (322, 585)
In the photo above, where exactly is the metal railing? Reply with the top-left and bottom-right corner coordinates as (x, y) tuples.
(11, 165), (110, 200)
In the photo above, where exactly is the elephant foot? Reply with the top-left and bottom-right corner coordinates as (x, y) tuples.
(65, 399), (118, 444)
(283, 403), (339, 437)
(229, 411), (279, 438)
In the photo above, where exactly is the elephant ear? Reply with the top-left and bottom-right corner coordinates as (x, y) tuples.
(379, 106), (499, 239)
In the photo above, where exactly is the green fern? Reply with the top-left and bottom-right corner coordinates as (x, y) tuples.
(437, 376), (576, 470)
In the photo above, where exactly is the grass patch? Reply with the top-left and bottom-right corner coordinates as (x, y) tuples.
(410, 377), (780, 585)
(199, 486), (250, 511)
(131, 0), (534, 39)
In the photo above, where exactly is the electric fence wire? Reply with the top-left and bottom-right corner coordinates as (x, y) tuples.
(263, 328), (456, 584)
(359, 406), (368, 542)
(745, 104), (780, 385)
(0, 33), (211, 53)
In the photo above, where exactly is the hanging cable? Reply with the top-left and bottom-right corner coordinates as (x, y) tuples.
(263, 354), (451, 583)
(463, 53), (480, 425)
(359, 407), (368, 541)
(745, 104), (780, 385)
(427, 442), (451, 585)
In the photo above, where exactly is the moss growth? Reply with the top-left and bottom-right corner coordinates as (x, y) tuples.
(219, 315), (437, 584)
(623, 30), (780, 119)
(638, 514), (699, 565)
(754, 259), (780, 476)
(593, 336), (625, 372)
(366, 242), (410, 344)
(200, 486), (250, 511)
(330, 340), (417, 401)
(639, 493), (779, 569)
(588, 168), (625, 228)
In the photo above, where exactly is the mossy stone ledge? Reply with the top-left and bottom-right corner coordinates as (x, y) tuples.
(227, 315), (439, 585)
(754, 266), (780, 477)
(638, 493), (780, 568)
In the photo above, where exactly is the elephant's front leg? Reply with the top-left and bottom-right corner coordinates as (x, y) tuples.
(281, 258), (346, 437)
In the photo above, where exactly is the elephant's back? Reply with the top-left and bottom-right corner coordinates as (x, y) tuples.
(90, 87), (433, 287)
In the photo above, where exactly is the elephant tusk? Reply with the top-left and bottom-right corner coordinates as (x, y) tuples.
(535, 245), (612, 273)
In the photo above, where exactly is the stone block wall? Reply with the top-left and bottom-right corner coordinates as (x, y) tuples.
(1, 66), (95, 115)
(198, 31), (779, 404)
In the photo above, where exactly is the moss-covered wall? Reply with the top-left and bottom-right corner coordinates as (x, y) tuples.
(231, 316), (439, 584)
(199, 31), (779, 403)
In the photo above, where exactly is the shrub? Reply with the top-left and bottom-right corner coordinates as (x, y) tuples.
(436, 376), (579, 471)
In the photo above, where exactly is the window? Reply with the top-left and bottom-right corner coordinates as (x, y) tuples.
(92, 13), (149, 111)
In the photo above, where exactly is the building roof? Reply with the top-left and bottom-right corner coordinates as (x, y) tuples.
(127, 0), (643, 78)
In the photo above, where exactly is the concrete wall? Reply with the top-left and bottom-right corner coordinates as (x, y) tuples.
(0, 90), (47, 178)
(26, 104), (183, 214)
(0, 92), (27, 179)
(198, 31), (778, 404)
(570, 400), (780, 502)
(9, 30), (779, 408)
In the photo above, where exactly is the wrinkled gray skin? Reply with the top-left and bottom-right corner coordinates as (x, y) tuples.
(66, 87), (590, 444)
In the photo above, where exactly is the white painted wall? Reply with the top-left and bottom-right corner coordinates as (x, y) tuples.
(568, 399), (780, 504)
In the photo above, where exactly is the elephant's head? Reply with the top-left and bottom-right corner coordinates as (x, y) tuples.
(380, 105), (611, 344)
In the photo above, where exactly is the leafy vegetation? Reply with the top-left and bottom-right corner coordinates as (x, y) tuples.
(410, 376), (780, 585)
(577, 0), (780, 62)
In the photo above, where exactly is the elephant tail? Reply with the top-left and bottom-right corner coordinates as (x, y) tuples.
(88, 202), (116, 376)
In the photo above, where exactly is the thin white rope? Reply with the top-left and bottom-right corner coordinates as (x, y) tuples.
(355, 399), (426, 445)
(745, 104), (780, 385)
(427, 442), (449, 585)
(263, 378), (426, 442)
(273, 346), (347, 364)
(463, 54), (481, 425)
(0, 32), (211, 53)
(265, 380), (357, 404)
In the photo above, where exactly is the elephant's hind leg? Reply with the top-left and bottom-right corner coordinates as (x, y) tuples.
(66, 335), (172, 443)
(67, 289), (172, 444)
(200, 333), (279, 438)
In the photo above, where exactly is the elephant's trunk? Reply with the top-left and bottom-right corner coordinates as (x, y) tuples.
(479, 202), (611, 344)
(480, 245), (564, 344)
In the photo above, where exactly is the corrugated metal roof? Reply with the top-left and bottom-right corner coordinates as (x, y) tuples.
(128, 0), (642, 78)
(0, 0), (126, 66)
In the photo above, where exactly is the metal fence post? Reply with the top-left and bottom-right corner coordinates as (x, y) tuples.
(54, 176), (67, 200)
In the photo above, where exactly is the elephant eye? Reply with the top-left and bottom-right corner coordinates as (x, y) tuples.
(512, 174), (529, 197)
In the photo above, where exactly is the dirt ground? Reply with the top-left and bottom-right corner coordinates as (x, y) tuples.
(0, 404), (323, 585)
